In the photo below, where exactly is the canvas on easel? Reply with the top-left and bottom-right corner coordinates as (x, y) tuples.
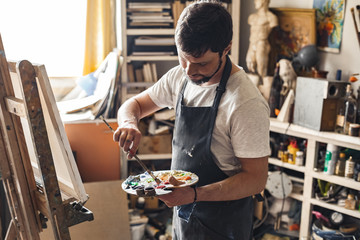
(0, 34), (93, 240)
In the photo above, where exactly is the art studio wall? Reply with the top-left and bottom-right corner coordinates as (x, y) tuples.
(239, 0), (360, 95)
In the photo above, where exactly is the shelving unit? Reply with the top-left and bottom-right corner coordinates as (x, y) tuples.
(120, 0), (240, 103)
(119, 0), (241, 177)
(269, 117), (360, 237)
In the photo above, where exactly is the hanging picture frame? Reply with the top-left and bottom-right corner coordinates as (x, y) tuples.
(313, 0), (345, 53)
(268, 8), (317, 75)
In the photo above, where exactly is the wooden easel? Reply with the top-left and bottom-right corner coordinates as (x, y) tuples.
(0, 35), (93, 240)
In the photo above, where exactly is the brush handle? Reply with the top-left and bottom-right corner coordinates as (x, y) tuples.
(351, 8), (360, 46)
(133, 154), (161, 184)
(100, 115), (161, 184)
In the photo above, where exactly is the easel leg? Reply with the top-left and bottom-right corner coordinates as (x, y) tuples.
(4, 220), (16, 240)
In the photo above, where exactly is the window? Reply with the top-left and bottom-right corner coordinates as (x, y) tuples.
(0, 0), (87, 77)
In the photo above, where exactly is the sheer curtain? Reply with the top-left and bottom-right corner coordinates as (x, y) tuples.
(83, 0), (117, 75)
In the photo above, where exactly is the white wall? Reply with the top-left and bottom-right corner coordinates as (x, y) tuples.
(240, 0), (360, 95)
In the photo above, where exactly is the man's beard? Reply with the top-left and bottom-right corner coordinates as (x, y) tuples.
(184, 58), (223, 85)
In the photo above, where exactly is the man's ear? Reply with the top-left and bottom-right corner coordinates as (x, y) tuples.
(224, 41), (232, 55)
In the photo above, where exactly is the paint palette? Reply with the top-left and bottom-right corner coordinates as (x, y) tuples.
(122, 170), (199, 196)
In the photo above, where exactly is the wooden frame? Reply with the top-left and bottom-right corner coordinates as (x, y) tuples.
(0, 35), (93, 240)
(268, 8), (316, 75)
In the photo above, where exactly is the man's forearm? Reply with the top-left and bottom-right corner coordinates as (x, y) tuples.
(117, 98), (141, 126)
(196, 157), (268, 202)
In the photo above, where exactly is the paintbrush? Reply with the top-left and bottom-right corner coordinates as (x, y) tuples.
(351, 7), (360, 46)
(99, 115), (161, 185)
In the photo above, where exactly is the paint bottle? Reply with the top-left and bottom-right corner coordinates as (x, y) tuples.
(282, 151), (289, 163)
(295, 151), (304, 166)
(287, 140), (299, 164)
(278, 142), (285, 160)
(344, 193), (356, 210)
(324, 144), (338, 175)
(345, 156), (355, 179)
(335, 152), (346, 177)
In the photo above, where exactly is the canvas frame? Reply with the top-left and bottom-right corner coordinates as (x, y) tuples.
(268, 8), (317, 75)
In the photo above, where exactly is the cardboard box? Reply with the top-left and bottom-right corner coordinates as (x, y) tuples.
(138, 134), (172, 154)
(293, 77), (348, 131)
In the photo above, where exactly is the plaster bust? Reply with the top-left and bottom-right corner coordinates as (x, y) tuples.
(246, 0), (278, 79)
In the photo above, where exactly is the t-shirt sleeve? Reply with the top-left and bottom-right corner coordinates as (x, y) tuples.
(231, 98), (271, 158)
(146, 66), (182, 109)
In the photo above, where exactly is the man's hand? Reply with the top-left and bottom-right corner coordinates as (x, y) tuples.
(113, 120), (141, 159)
(113, 92), (162, 158)
(158, 187), (195, 208)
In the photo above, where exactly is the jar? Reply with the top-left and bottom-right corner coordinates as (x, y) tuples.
(295, 151), (304, 166)
(344, 194), (356, 210)
(335, 152), (346, 177)
(349, 123), (360, 137)
(345, 156), (355, 179)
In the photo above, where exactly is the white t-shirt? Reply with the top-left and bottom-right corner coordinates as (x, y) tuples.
(146, 65), (270, 176)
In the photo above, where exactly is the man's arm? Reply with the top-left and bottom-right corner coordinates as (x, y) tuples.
(158, 156), (268, 207)
(113, 91), (162, 158)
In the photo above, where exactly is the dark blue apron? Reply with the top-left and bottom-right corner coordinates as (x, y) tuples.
(171, 56), (254, 240)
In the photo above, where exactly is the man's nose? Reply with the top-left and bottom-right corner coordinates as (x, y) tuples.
(185, 62), (198, 76)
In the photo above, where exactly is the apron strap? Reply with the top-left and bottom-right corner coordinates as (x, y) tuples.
(206, 55), (232, 144)
(212, 55), (232, 109)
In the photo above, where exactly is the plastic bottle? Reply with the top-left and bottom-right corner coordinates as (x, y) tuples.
(287, 140), (299, 164)
(324, 144), (338, 175)
(278, 142), (285, 160)
(345, 156), (355, 179)
(335, 152), (346, 177)
(281, 151), (289, 163)
(295, 151), (304, 166)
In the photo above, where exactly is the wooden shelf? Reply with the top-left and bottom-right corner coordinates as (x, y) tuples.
(268, 157), (305, 173)
(310, 198), (360, 219)
(126, 29), (175, 36)
(127, 55), (178, 62)
(289, 192), (303, 202)
(269, 118), (360, 237)
(270, 118), (360, 150)
(312, 171), (360, 191)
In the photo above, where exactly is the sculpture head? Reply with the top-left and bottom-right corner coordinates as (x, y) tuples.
(254, 0), (270, 10)
(279, 59), (297, 96)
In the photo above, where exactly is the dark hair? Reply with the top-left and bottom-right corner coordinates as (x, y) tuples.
(175, 1), (233, 58)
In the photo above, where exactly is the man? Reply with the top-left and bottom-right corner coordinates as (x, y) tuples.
(114, 2), (270, 239)
(246, 0), (278, 79)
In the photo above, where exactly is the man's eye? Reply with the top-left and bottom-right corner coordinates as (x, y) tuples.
(199, 63), (207, 66)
